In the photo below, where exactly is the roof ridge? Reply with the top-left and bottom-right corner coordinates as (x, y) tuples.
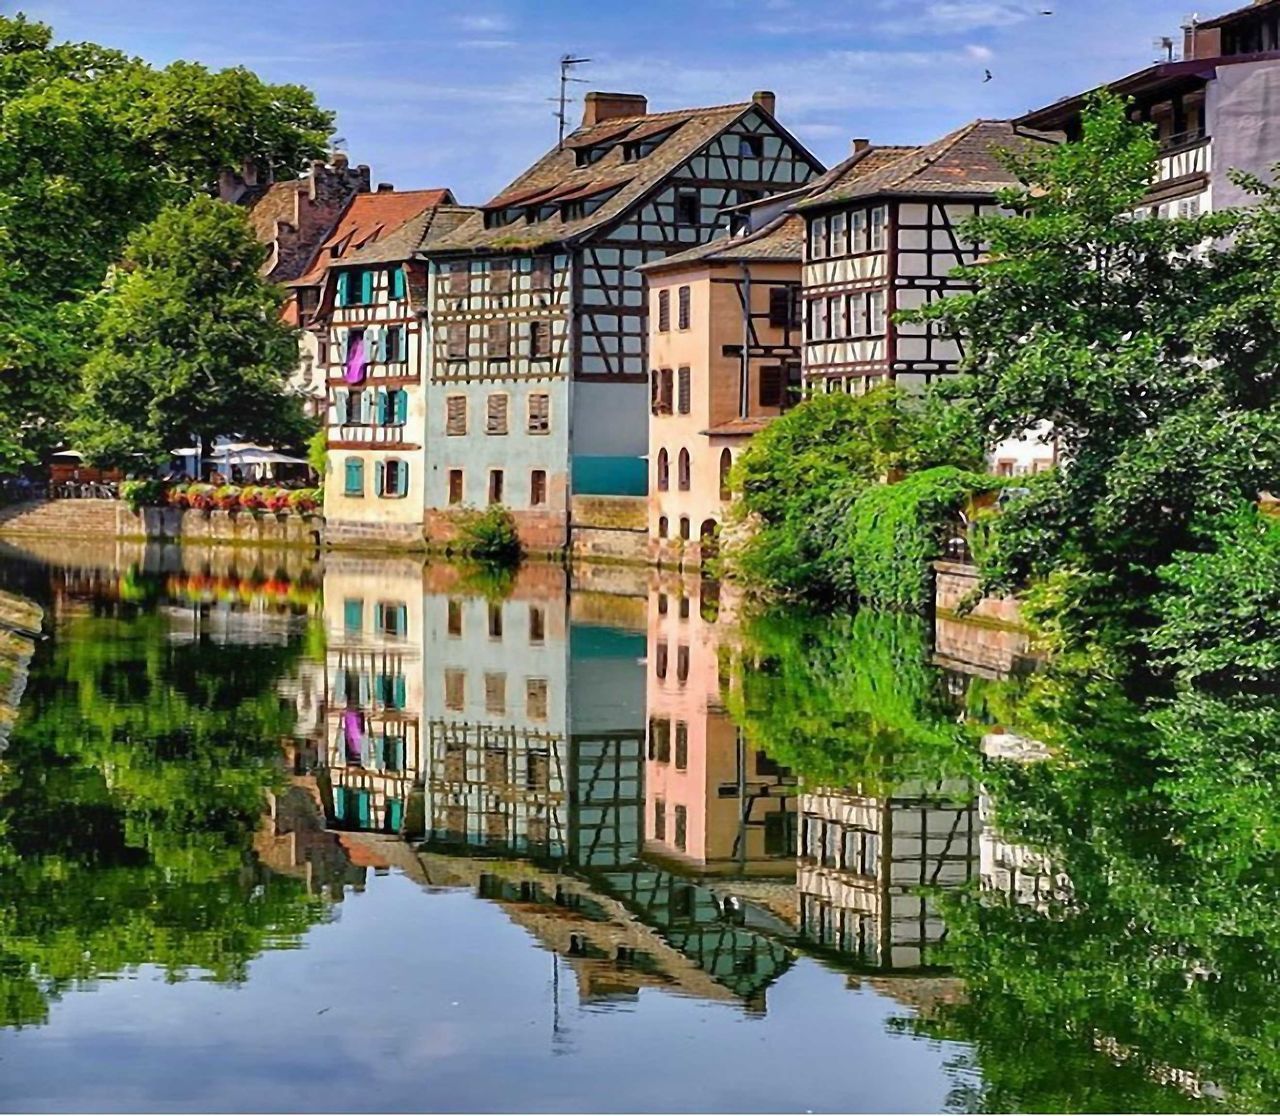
(571, 100), (750, 135)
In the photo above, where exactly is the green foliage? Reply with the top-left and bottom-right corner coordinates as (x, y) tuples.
(70, 197), (314, 467)
(453, 506), (523, 563)
(307, 426), (328, 478)
(118, 477), (166, 511)
(0, 14), (332, 470)
(827, 466), (998, 611)
(727, 386), (983, 598)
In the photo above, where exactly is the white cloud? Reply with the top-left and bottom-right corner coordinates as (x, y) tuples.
(966, 43), (995, 61)
(454, 14), (511, 33)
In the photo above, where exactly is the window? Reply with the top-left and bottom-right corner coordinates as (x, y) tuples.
(850, 292), (869, 336)
(390, 267), (407, 300)
(677, 448), (691, 491)
(654, 368), (673, 415)
(679, 516), (691, 540)
(486, 321), (510, 360)
(675, 721), (688, 770)
(488, 602), (503, 639)
(676, 190), (699, 225)
(448, 262), (469, 296)
(529, 605), (545, 644)
(677, 367), (691, 414)
(655, 640), (668, 679)
(831, 212), (847, 255)
(526, 679), (548, 721)
(447, 598), (463, 636)
(757, 366), (784, 410)
(810, 297), (827, 342)
(679, 595), (690, 620)
(851, 209), (867, 253)
(446, 395), (467, 435)
(444, 669), (465, 711)
(344, 457), (364, 496)
(530, 469), (547, 506)
(484, 672), (506, 715)
(376, 602), (408, 637)
(490, 260), (511, 294)
(528, 393), (550, 433)
(739, 134), (764, 158)
(676, 644), (690, 682)
(810, 216), (827, 259)
(870, 205), (886, 251)
(657, 288), (671, 332)
(383, 325), (407, 364)
(488, 469), (504, 505)
(381, 388), (408, 426)
(377, 458), (409, 498)
(447, 323), (467, 360)
(869, 289), (887, 335)
(654, 799), (667, 841)
(343, 598), (363, 632)
(529, 319), (552, 358)
(657, 449), (669, 492)
(829, 295), (845, 338)
(531, 257), (552, 291)
(677, 285), (691, 330)
(768, 286), (799, 329)
(719, 449), (732, 500)
(650, 717), (671, 762)
(486, 393), (508, 435)
(674, 805), (687, 852)
(658, 515), (669, 538)
(448, 469), (463, 505)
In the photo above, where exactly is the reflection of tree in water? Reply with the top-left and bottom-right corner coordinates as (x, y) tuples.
(0, 591), (330, 1028)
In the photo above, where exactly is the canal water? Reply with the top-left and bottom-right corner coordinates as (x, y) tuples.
(0, 541), (1269, 1112)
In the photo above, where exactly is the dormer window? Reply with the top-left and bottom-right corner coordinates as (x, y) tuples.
(574, 145), (610, 168)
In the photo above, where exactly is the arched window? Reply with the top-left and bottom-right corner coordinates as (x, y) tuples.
(658, 515), (669, 539)
(677, 448), (691, 491)
(679, 516), (691, 540)
(657, 449), (669, 492)
(718, 449), (732, 501)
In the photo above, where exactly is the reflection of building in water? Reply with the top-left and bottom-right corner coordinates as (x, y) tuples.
(322, 557), (425, 835)
(797, 783), (979, 970)
(645, 577), (796, 877)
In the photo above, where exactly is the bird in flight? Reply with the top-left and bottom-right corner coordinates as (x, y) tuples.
(983, 68), (993, 82)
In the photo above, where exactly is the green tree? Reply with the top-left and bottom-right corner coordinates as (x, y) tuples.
(0, 14), (332, 468)
(70, 197), (313, 467)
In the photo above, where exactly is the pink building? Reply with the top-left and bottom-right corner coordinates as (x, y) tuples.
(640, 214), (804, 569)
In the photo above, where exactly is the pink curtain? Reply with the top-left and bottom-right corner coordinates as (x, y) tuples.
(344, 332), (367, 384)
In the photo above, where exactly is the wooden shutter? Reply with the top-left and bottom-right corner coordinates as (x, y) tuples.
(677, 367), (691, 414)
(373, 327), (386, 362)
(760, 366), (783, 407)
(486, 394), (508, 435)
(335, 390), (349, 424)
(336, 272), (349, 306)
(394, 389), (408, 424)
(449, 262), (469, 295)
(360, 269), (373, 304)
(391, 267), (406, 299)
(447, 324), (467, 359)
(448, 469), (463, 504)
(490, 260), (511, 293)
(375, 460), (386, 496)
(375, 388), (388, 425)
(344, 457), (362, 494)
(678, 285), (691, 329)
(658, 289), (670, 331)
(530, 469), (546, 506)
(527, 393), (549, 433)
(768, 286), (791, 328)
(396, 460), (409, 496)
(446, 395), (467, 435)
(660, 369), (674, 413)
(486, 321), (510, 359)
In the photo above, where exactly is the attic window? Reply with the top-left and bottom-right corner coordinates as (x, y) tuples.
(739, 135), (764, 159)
(574, 146), (610, 168)
(560, 187), (620, 223)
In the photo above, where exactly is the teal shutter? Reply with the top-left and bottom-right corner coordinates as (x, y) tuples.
(396, 461), (409, 496)
(375, 326), (388, 362)
(392, 267), (406, 299)
(334, 787), (348, 822)
(394, 389), (408, 424)
(356, 791), (371, 829)
(375, 460), (386, 496)
(387, 799), (404, 833)
(336, 272), (349, 306)
(394, 673), (406, 709)
(375, 389), (388, 425)
(333, 669), (347, 703)
(360, 269), (373, 304)
(359, 391), (373, 424)
(335, 390), (349, 424)
(343, 598), (362, 631)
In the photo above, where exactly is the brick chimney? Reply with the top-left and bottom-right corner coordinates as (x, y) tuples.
(851, 138), (871, 155)
(582, 92), (647, 127)
(752, 90), (776, 115)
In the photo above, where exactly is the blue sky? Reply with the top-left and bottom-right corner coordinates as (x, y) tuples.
(17, 0), (1204, 202)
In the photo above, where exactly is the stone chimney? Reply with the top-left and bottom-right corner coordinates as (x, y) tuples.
(752, 90), (776, 115)
(377, 182), (394, 192)
(851, 138), (871, 155)
(582, 92), (647, 127)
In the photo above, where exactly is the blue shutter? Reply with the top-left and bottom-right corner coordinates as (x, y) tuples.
(334, 787), (348, 822)
(375, 389), (388, 426)
(360, 269), (373, 304)
(333, 669), (347, 704)
(394, 389), (408, 424)
(375, 460), (386, 497)
(343, 598), (362, 631)
(375, 326), (388, 362)
(359, 391), (374, 424)
(335, 390), (349, 424)
(336, 272), (349, 306)
(392, 268), (406, 300)
(387, 798), (404, 833)
(396, 460), (409, 496)
(344, 457), (363, 496)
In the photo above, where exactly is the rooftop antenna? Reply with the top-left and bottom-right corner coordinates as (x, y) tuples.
(555, 54), (591, 150)
(1153, 35), (1176, 61)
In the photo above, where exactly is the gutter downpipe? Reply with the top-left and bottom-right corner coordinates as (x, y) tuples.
(738, 263), (751, 419)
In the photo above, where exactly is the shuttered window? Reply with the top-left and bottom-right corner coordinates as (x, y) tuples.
(526, 678), (548, 721)
(448, 469), (463, 505)
(444, 669), (465, 711)
(448, 262), (469, 296)
(677, 449), (691, 491)
(343, 598), (363, 632)
(768, 285), (800, 329)
(659, 369), (674, 414)
(344, 457), (364, 496)
(335, 390), (349, 425)
(490, 260), (511, 293)
(870, 206), (886, 251)
(377, 458), (409, 498)
(336, 272), (350, 306)
(488, 469), (504, 505)
(446, 395), (467, 435)
(527, 393), (550, 433)
(487, 321), (510, 359)
(359, 269), (373, 304)
(677, 285), (691, 329)
(677, 367), (691, 414)
(484, 672), (506, 715)
(486, 393), (508, 435)
(447, 324), (467, 360)
(529, 320), (551, 358)
(531, 257), (552, 290)
(391, 267), (406, 300)
(529, 606), (545, 643)
(657, 289), (670, 332)
(530, 469), (547, 506)
(760, 366), (783, 407)
(656, 449), (669, 492)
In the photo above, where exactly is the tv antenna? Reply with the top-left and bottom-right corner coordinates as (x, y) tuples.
(1153, 35), (1176, 61)
(554, 54), (591, 150)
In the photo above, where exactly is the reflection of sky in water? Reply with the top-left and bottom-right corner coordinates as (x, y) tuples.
(0, 870), (966, 1114)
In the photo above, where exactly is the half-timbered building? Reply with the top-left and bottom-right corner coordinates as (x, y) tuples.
(306, 188), (464, 547)
(638, 210), (805, 567)
(420, 90), (823, 550)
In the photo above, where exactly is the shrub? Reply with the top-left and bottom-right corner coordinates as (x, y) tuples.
(265, 489), (292, 513)
(213, 484), (241, 511)
(455, 505), (522, 562)
(166, 483), (190, 508)
(119, 478), (167, 511)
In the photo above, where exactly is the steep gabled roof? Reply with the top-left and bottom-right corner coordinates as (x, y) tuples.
(636, 212), (806, 274)
(425, 100), (819, 255)
(291, 188), (456, 285)
(797, 121), (1051, 210)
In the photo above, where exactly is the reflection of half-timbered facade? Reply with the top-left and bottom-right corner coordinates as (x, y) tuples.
(421, 91), (822, 549)
(308, 189), (464, 546)
(796, 122), (1053, 398)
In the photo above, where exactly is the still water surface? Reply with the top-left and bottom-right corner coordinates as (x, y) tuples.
(0, 542), (1268, 1112)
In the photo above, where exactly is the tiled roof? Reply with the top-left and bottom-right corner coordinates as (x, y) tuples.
(293, 188), (456, 284)
(796, 122), (1051, 209)
(1199, 0), (1279, 30)
(637, 212), (805, 273)
(425, 100), (793, 254)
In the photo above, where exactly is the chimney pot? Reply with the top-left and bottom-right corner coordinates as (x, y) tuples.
(331, 151), (349, 170)
(377, 182), (394, 192)
(752, 90), (776, 115)
(852, 138), (871, 154)
(582, 91), (648, 127)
